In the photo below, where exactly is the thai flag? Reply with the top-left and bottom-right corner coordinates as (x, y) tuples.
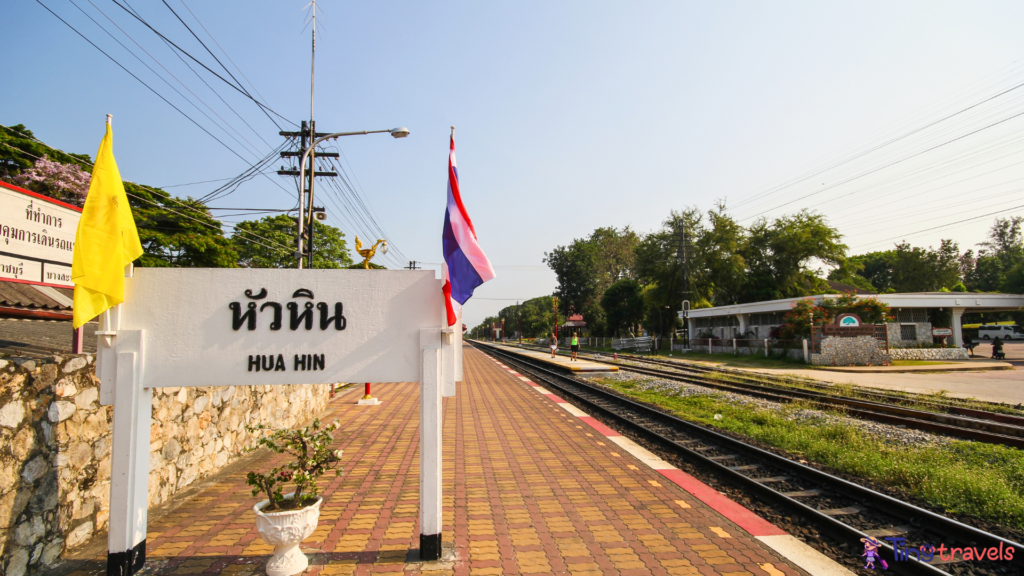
(442, 132), (494, 326)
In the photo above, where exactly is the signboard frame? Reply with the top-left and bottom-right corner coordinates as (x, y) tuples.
(0, 181), (82, 288)
(100, 268), (459, 573)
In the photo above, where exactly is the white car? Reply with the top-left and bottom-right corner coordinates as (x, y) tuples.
(978, 325), (1022, 340)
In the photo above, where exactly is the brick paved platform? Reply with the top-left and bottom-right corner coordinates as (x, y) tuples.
(62, 348), (811, 576)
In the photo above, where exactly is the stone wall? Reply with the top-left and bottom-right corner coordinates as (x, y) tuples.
(812, 336), (892, 366)
(886, 322), (933, 348)
(0, 356), (331, 576)
(888, 347), (970, 361)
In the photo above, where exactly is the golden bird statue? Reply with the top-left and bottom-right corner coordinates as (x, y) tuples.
(354, 236), (387, 269)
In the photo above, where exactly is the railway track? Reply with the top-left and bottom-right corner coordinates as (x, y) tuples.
(524, 344), (1024, 448)
(475, 342), (1023, 575)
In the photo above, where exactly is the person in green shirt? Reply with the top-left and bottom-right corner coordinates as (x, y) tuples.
(570, 332), (580, 361)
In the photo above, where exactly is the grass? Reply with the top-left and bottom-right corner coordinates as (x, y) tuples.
(596, 377), (1024, 531)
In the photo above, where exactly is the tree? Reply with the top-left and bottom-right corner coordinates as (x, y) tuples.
(779, 293), (891, 339)
(601, 279), (645, 337)
(741, 210), (846, 302)
(1, 124), (239, 268)
(11, 155), (91, 206)
(967, 217), (1024, 293)
(234, 215), (353, 269)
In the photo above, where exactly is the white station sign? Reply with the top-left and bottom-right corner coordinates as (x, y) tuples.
(119, 268), (444, 387)
(0, 181), (81, 288)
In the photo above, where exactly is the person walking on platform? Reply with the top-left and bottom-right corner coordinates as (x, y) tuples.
(570, 332), (580, 361)
(550, 333), (558, 358)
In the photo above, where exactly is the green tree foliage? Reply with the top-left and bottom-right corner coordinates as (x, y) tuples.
(742, 211), (846, 302)
(544, 227), (638, 335)
(493, 296), (558, 339)
(831, 240), (962, 293)
(601, 279), (646, 337)
(1, 124), (92, 180)
(2, 124), (240, 268)
(130, 183), (240, 268)
(965, 217), (1024, 294)
(779, 293), (892, 339)
(233, 215), (353, 269)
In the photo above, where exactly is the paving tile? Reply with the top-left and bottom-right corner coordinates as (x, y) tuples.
(58, 349), (805, 576)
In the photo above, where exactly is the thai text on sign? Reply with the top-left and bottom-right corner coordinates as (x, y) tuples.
(0, 181), (81, 288)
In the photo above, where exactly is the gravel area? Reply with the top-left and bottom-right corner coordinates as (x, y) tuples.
(584, 369), (953, 448)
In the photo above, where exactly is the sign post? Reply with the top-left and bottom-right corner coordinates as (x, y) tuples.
(99, 269), (457, 574)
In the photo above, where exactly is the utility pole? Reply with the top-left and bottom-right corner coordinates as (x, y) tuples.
(677, 221), (691, 348)
(278, 0), (339, 268)
(518, 301), (522, 344)
(406, 261), (421, 270)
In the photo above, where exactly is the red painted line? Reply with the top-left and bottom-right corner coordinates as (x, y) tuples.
(657, 469), (786, 536)
(543, 394), (567, 403)
(578, 416), (621, 437)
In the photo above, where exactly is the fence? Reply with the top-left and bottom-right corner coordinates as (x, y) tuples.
(691, 338), (809, 361)
(611, 336), (654, 352)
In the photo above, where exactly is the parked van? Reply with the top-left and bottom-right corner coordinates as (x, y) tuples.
(978, 325), (1022, 340)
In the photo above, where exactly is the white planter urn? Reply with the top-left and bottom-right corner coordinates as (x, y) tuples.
(254, 494), (322, 576)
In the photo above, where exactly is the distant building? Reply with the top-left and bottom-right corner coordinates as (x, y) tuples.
(684, 292), (1024, 348)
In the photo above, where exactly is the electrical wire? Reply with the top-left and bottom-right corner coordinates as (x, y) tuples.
(0, 137), (294, 255)
(77, 0), (264, 160)
(34, 0), (255, 164)
(109, 0), (295, 127)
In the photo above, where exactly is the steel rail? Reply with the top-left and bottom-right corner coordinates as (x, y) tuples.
(617, 353), (1024, 427)
(474, 342), (1023, 575)
(523, 344), (1024, 447)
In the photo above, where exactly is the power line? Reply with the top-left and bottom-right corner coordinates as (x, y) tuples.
(78, 0), (264, 160)
(855, 202), (1024, 251)
(0, 137), (294, 255)
(109, 0), (295, 127)
(34, 0), (255, 164)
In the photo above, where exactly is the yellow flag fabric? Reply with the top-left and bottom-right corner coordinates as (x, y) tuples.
(71, 123), (143, 328)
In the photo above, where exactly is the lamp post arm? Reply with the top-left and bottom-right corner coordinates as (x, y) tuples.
(295, 129), (398, 268)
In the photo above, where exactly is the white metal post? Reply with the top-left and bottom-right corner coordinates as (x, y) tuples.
(107, 330), (150, 576)
(733, 338), (736, 355)
(420, 328), (443, 560)
(803, 339), (809, 363)
(764, 339), (769, 357)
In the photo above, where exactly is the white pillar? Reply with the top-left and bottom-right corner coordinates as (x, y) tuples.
(764, 339), (769, 357)
(732, 338), (737, 355)
(951, 307), (965, 348)
(107, 330), (150, 576)
(803, 339), (809, 363)
(420, 328), (443, 560)
(737, 313), (748, 335)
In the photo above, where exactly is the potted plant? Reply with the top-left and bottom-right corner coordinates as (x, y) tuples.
(246, 419), (343, 576)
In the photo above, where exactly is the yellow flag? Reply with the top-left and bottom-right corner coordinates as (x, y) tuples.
(71, 122), (143, 328)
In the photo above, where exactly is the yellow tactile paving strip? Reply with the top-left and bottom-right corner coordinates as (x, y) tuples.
(59, 349), (804, 576)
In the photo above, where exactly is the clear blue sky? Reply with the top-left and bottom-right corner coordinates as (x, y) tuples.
(5, 1), (1024, 327)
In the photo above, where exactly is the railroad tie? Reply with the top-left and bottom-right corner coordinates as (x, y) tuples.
(819, 506), (864, 517)
(864, 525), (912, 537)
(727, 464), (762, 472)
(782, 489), (823, 498)
(752, 476), (789, 483)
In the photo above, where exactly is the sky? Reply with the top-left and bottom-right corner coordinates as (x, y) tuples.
(4, 1), (1024, 328)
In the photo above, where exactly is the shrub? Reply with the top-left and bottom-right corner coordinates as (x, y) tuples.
(245, 418), (343, 511)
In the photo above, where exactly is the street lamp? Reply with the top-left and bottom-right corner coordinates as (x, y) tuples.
(296, 127), (409, 268)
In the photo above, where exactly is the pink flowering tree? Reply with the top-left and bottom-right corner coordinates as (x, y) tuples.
(12, 155), (91, 206)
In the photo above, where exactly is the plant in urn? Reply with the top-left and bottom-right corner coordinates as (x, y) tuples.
(246, 419), (343, 576)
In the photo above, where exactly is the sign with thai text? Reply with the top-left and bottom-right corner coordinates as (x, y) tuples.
(932, 328), (953, 337)
(0, 182), (81, 288)
(119, 268), (443, 387)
